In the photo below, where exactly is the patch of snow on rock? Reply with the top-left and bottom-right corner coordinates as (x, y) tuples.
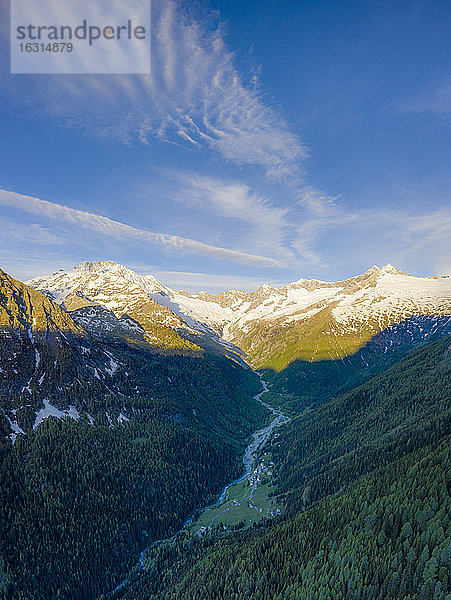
(33, 400), (80, 430)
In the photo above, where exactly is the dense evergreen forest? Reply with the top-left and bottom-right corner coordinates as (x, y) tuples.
(1, 270), (449, 600)
(271, 335), (451, 514)
(0, 353), (265, 599)
(116, 336), (451, 600)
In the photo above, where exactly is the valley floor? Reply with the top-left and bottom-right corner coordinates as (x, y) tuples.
(102, 375), (291, 597)
(170, 376), (290, 537)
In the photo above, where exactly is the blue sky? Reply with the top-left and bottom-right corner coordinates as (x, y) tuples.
(0, 0), (450, 291)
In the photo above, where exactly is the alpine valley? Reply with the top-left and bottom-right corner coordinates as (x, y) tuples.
(0, 260), (450, 600)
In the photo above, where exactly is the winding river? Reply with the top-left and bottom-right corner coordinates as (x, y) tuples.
(107, 373), (290, 596)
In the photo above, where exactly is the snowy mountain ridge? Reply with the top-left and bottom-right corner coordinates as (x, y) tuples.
(27, 261), (451, 369)
(27, 260), (200, 346)
(28, 260), (172, 306)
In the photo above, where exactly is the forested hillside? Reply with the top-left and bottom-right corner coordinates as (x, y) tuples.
(117, 336), (451, 600)
(0, 357), (265, 600)
(271, 334), (451, 513)
(263, 315), (451, 411)
(0, 270), (266, 599)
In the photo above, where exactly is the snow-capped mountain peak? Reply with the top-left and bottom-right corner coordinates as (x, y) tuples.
(73, 260), (172, 296)
(26, 261), (215, 354)
(27, 261), (451, 369)
(27, 260), (173, 308)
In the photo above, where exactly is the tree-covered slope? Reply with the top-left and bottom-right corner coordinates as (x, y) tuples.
(118, 335), (451, 600)
(0, 407), (262, 600)
(130, 438), (449, 600)
(263, 314), (451, 411)
(0, 269), (268, 599)
(271, 334), (451, 513)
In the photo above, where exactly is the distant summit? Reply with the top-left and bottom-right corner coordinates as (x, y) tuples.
(27, 261), (451, 370)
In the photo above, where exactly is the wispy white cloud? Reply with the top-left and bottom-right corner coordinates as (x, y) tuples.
(0, 216), (64, 245)
(165, 172), (293, 260)
(394, 77), (451, 125)
(140, 170), (451, 277)
(3, 0), (305, 180)
(393, 210), (451, 274)
(0, 188), (282, 267)
(296, 187), (339, 216)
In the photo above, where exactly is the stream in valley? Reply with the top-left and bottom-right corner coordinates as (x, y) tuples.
(107, 373), (291, 596)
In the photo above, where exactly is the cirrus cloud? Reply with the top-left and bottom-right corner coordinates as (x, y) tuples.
(2, 0), (306, 181)
(0, 188), (283, 268)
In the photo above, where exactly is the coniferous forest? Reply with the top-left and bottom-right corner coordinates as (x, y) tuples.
(113, 336), (451, 600)
(0, 353), (265, 599)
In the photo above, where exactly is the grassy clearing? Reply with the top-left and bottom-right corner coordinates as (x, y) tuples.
(186, 453), (284, 534)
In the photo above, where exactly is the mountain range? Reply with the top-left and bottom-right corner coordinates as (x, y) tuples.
(0, 260), (450, 599)
(1, 259), (449, 444)
(26, 260), (451, 408)
(27, 260), (451, 368)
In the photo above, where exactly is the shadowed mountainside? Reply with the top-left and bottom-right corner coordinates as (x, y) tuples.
(262, 314), (451, 411)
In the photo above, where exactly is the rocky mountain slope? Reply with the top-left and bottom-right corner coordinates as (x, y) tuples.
(0, 268), (263, 445)
(29, 262), (451, 371)
(171, 264), (451, 369)
(0, 269), (104, 440)
(28, 261), (204, 355)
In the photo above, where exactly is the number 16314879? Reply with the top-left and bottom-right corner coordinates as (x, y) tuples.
(19, 42), (73, 52)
